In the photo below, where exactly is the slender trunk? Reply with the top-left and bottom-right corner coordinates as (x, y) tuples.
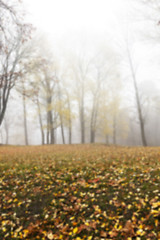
(67, 94), (72, 144)
(133, 77), (147, 146)
(51, 130), (55, 144)
(50, 127), (55, 144)
(0, 88), (11, 126)
(105, 135), (109, 145)
(22, 83), (29, 146)
(47, 110), (50, 144)
(90, 109), (95, 143)
(60, 117), (65, 144)
(68, 126), (72, 144)
(80, 81), (85, 144)
(68, 99), (72, 144)
(80, 105), (85, 143)
(113, 116), (116, 145)
(138, 104), (147, 146)
(50, 112), (55, 144)
(37, 98), (45, 145)
(60, 121), (65, 144)
(57, 84), (65, 144)
(90, 109), (96, 143)
(46, 93), (55, 144)
(90, 97), (99, 143)
(4, 119), (9, 145)
(47, 110), (55, 144)
(90, 129), (95, 143)
(68, 118), (72, 144)
(54, 127), (57, 144)
(127, 47), (147, 146)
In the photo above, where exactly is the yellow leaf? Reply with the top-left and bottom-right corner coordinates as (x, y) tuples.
(23, 229), (29, 238)
(136, 229), (145, 236)
(2, 227), (6, 232)
(18, 201), (23, 206)
(152, 201), (160, 209)
(73, 227), (78, 234)
(87, 236), (92, 240)
(155, 219), (159, 227)
(127, 204), (132, 209)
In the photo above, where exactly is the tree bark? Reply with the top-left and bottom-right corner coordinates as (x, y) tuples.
(57, 83), (65, 144)
(113, 115), (116, 145)
(90, 95), (99, 143)
(80, 105), (85, 144)
(4, 118), (9, 145)
(68, 99), (72, 144)
(127, 46), (147, 146)
(37, 97), (45, 145)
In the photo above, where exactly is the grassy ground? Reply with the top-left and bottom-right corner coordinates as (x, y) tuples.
(0, 144), (160, 239)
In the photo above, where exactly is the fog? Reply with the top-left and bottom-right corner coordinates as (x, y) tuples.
(0, 0), (160, 146)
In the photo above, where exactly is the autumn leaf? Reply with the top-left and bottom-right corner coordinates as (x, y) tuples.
(122, 220), (135, 236)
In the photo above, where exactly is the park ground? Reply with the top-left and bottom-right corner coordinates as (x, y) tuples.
(0, 144), (160, 239)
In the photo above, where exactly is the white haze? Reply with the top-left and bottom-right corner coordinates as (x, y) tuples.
(1, 0), (160, 145)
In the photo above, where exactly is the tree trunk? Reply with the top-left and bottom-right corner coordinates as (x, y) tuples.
(0, 88), (11, 126)
(60, 121), (65, 144)
(113, 116), (116, 145)
(90, 109), (95, 143)
(47, 110), (50, 145)
(50, 112), (55, 144)
(48, 110), (55, 144)
(127, 46), (147, 146)
(46, 93), (55, 144)
(68, 126), (72, 144)
(66, 94), (72, 144)
(79, 82), (85, 144)
(37, 97), (45, 145)
(80, 105), (85, 144)
(57, 83), (65, 144)
(90, 97), (99, 143)
(4, 118), (9, 145)
(50, 127), (55, 144)
(90, 129), (95, 143)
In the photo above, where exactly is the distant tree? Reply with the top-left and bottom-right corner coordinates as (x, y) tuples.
(64, 89), (73, 144)
(88, 51), (113, 143)
(22, 37), (61, 145)
(69, 52), (93, 144)
(126, 42), (148, 146)
(17, 80), (29, 145)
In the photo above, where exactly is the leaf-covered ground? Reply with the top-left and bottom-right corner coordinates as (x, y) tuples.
(0, 144), (160, 239)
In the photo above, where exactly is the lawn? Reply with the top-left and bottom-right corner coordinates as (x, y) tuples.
(0, 144), (160, 239)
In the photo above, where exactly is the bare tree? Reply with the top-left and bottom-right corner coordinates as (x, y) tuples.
(70, 53), (92, 144)
(89, 53), (111, 143)
(0, 0), (31, 127)
(126, 43), (148, 146)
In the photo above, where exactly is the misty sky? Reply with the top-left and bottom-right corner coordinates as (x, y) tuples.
(24, 0), (129, 42)
(23, 0), (160, 90)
